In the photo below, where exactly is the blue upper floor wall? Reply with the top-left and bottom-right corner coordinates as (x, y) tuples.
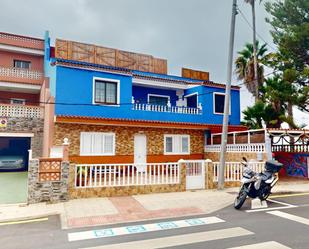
(53, 63), (241, 125)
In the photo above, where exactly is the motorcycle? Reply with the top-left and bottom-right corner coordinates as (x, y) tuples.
(234, 157), (283, 209)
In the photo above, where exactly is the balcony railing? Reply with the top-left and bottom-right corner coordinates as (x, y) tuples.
(132, 103), (202, 115)
(0, 104), (44, 119)
(205, 143), (266, 153)
(0, 67), (43, 84)
(0, 32), (44, 50)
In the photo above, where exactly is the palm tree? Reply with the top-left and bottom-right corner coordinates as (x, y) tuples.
(244, 0), (261, 101)
(235, 41), (268, 99)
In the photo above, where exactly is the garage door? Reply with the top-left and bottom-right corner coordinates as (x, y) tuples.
(0, 137), (30, 204)
(0, 137), (30, 171)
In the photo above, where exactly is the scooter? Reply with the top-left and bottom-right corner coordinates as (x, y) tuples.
(234, 157), (283, 209)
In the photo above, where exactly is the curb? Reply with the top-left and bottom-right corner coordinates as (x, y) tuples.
(0, 211), (60, 225)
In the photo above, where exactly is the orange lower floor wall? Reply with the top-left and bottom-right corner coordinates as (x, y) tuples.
(69, 153), (204, 164)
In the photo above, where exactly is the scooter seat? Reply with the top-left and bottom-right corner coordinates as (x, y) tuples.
(259, 171), (273, 181)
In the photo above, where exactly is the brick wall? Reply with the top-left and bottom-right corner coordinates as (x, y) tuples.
(53, 123), (204, 163)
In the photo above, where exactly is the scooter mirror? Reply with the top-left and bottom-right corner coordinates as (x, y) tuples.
(242, 157), (247, 162)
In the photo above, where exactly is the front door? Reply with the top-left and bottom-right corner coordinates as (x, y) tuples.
(134, 134), (147, 172)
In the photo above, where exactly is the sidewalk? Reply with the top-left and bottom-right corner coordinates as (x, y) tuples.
(0, 182), (308, 229)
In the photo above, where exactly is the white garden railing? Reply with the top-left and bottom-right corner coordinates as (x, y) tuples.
(205, 143), (266, 153)
(0, 67), (43, 80)
(212, 161), (265, 182)
(132, 103), (202, 115)
(75, 162), (180, 188)
(0, 104), (44, 118)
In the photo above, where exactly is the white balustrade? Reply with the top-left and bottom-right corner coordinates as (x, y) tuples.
(0, 32), (44, 46)
(132, 103), (202, 115)
(0, 67), (43, 80)
(75, 162), (180, 188)
(0, 104), (44, 118)
(212, 161), (265, 182)
(205, 143), (266, 153)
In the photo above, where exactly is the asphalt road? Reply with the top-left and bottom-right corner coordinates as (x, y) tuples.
(1, 193), (309, 249)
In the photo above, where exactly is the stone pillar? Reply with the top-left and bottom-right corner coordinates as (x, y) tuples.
(178, 159), (187, 191)
(27, 159), (40, 204)
(205, 159), (214, 189)
(27, 159), (69, 204)
(62, 138), (70, 161)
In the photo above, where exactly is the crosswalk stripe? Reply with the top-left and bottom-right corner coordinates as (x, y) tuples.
(68, 216), (225, 242)
(80, 227), (254, 249)
(267, 210), (309, 226)
(227, 241), (291, 249)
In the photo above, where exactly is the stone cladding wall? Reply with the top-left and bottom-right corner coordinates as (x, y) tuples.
(27, 159), (69, 203)
(0, 117), (43, 158)
(53, 123), (204, 158)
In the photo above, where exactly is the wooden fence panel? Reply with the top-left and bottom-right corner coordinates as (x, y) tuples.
(55, 39), (167, 74)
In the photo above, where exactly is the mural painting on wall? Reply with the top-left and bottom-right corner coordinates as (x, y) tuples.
(275, 152), (308, 178)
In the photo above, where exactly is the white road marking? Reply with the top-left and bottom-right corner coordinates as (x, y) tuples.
(268, 199), (296, 207)
(251, 199), (268, 209)
(68, 216), (225, 242)
(80, 227), (253, 249)
(267, 210), (309, 226)
(246, 199), (297, 213)
(246, 205), (296, 213)
(227, 241), (291, 249)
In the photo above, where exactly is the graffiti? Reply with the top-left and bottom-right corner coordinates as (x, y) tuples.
(275, 152), (309, 178)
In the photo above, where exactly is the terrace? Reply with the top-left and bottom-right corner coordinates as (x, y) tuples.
(0, 66), (43, 85)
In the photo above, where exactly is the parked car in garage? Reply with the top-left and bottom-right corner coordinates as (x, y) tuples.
(0, 155), (24, 171)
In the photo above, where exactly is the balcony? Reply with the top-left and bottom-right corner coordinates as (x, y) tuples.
(205, 129), (267, 153)
(0, 67), (43, 85)
(132, 103), (202, 115)
(0, 32), (44, 50)
(0, 104), (44, 119)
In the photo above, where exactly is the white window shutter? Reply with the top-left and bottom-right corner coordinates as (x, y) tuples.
(104, 134), (114, 154)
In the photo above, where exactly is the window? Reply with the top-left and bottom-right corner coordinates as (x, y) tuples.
(10, 98), (25, 105)
(164, 135), (190, 155)
(148, 94), (169, 106)
(214, 93), (230, 114)
(14, 60), (31, 69)
(80, 132), (115, 155)
(93, 78), (119, 105)
(185, 93), (198, 108)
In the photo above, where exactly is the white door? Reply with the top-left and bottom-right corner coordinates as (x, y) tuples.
(186, 160), (205, 190)
(134, 134), (147, 172)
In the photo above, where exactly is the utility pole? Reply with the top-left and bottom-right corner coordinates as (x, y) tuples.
(218, 0), (237, 190)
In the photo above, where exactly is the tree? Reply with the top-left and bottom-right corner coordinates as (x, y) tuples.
(242, 75), (299, 129)
(235, 41), (269, 99)
(244, 0), (263, 101)
(242, 101), (283, 129)
(265, 0), (309, 113)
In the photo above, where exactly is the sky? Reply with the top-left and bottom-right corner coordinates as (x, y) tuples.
(0, 0), (308, 126)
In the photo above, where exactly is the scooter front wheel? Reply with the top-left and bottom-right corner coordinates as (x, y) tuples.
(234, 186), (247, 209)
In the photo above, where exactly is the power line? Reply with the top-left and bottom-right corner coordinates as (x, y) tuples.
(235, 69), (281, 87)
(237, 7), (277, 52)
(0, 90), (221, 108)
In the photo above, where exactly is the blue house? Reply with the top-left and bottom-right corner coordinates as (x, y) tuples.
(46, 37), (244, 165)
